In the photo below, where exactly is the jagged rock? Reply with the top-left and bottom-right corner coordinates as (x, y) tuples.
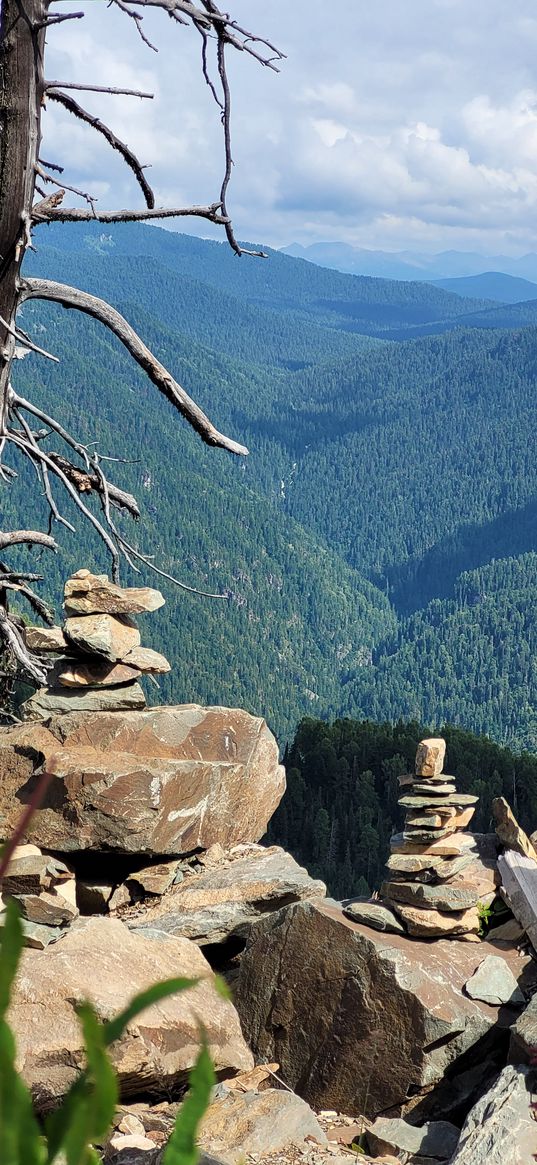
(492, 796), (537, 860)
(127, 847), (325, 945)
(342, 900), (406, 933)
(64, 570), (164, 616)
(126, 860), (184, 898)
(382, 880), (479, 912)
(77, 881), (113, 915)
(415, 738), (446, 777)
(399, 793), (478, 809)
(122, 646), (171, 674)
(448, 1064), (537, 1163)
(8, 917), (252, 1111)
(1, 853), (69, 895)
(64, 613), (141, 661)
(197, 1088), (327, 1163)
(23, 625), (68, 652)
(366, 1117), (459, 1161)
(0, 707), (285, 855)
(390, 902), (480, 937)
(56, 659), (142, 688)
(464, 955), (524, 1006)
(510, 991), (537, 1061)
(235, 899), (529, 1119)
(13, 888), (78, 926)
(21, 684), (146, 719)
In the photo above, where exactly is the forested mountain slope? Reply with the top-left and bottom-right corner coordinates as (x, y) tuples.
(3, 222), (537, 748)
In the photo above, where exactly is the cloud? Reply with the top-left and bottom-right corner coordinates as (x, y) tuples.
(38, 0), (537, 253)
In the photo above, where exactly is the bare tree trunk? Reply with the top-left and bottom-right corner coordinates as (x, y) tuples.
(0, 0), (48, 427)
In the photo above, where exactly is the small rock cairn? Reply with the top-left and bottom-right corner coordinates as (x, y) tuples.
(346, 737), (482, 939)
(21, 568), (170, 719)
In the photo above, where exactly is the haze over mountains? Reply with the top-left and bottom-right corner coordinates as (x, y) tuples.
(283, 241), (537, 287)
(6, 221), (537, 748)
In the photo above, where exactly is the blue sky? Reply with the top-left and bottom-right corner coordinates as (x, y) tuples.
(41, 0), (537, 254)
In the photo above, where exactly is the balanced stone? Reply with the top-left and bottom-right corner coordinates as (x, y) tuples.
(386, 852), (475, 880)
(64, 569), (165, 616)
(57, 660), (141, 688)
(23, 625), (68, 652)
(391, 901), (480, 937)
(403, 827), (452, 842)
(391, 833), (470, 856)
(415, 737), (446, 777)
(412, 782), (456, 796)
(399, 793), (479, 809)
(21, 683), (146, 720)
(382, 880), (479, 912)
(405, 813), (443, 828)
(342, 900), (406, 934)
(64, 613), (141, 661)
(122, 645), (171, 674)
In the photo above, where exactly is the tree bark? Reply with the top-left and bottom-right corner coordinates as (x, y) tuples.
(0, 0), (48, 431)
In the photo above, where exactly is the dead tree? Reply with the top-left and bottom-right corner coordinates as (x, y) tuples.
(0, 0), (284, 690)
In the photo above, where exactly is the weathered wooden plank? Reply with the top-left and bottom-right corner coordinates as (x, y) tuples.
(497, 850), (537, 954)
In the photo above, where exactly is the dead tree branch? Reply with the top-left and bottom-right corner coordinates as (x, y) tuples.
(32, 203), (227, 225)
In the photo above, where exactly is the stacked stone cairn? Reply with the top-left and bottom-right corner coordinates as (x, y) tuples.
(20, 568), (171, 719)
(345, 737), (484, 939)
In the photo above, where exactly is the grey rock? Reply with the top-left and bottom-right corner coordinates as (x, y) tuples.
(412, 783), (457, 796)
(510, 991), (537, 1062)
(21, 683), (146, 719)
(197, 1088), (327, 1164)
(448, 1064), (537, 1163)
(342, 900), (406, 933)
(366, 1117), (459, 1160)
(399, 794), (479, 809)
(20, 918), (65, 948)
(64, 613), (141, 661)
(486, 917), (524, 943)
(382, 880), (478, 912)
(464, 955), (525, 1006)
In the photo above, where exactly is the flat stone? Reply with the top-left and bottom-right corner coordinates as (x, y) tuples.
(412, 783), (457, 796)
(492, 796), (537, 860)
(390, 902), (481, 937)
(390, 833), (466, 856)
(20, 918), (65, 948)
(449, 1064), (537, 1164)
(366, 1117), (459, 1160)
(402, 827), (452, 842)
(382, 880), (479, 912)
(1, 706), (285, 855)
(405, 814), (444, 828)
(128, 847), (325, 946)
(415, 738), (446, 777)
(12, 888), (78, 926)
(8, 916), (253, 1111)
(399, 793), (479, 809)
(122, 646), (171, 674)
(235, 899), (528, 1119)
(1, 854), (52, 895)
(64, 570), (165, 616)
(197, 1088), (327, 1163)
(21, 683), (146, 719)
(57, 660), (142, 688)
(126, 860), (184, 898)
(342, 900), (406, 933)
(464, 955), (525, 1006)
(386, 853), (475, 880)
(23, 625), (68, 652)
(64, 613), (141, 662)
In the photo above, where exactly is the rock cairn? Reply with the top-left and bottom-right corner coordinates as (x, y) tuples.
(20, 568), (171, 719)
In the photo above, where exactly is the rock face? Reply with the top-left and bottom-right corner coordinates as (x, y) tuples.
(448, 1064), (537, 1164)
(127, 846), (325, 945)
(8, 917), (253, 1112)
(0, 706), (285, 855)
(64, 570), (164, 616)
(235, 899), (531, 1119)
(198, 1088), (327, 1164)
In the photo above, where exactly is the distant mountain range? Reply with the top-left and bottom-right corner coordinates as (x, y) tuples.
(282, 242), (537, 285)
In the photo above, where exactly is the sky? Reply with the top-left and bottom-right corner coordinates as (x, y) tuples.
(40, 0), (537, 255)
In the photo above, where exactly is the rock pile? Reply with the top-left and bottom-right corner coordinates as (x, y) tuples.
(0, 843), (78, 948)
(346, 736), (484, 938)
(21, 568), (170, 719)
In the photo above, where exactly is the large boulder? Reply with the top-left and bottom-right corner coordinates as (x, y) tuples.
(197, 1087), (327, 1164)
(235, 900), (531, 1120)
(0, 706), (285, 855)
(8, 916), (253, 1112)
(125, 846), (326, 946)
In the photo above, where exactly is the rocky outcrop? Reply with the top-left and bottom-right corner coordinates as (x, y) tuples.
(124, 846), (326, 946)
(0, 705), (285, 854)
(8, 916), (253, 1112)
(447, 1064), (537, 1163)
(235, 899), (531, 1120)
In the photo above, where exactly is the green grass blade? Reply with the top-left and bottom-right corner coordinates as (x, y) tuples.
(77, 1003), (118, 1140)
(102, 977), (198, 1047)
(0, 899), (24, 1019)
(161, 1038), (215, 1165)
(0, 1018), (45, 1165)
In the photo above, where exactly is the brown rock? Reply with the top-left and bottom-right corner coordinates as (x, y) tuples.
(412, 782), (456, 796)
(21, 683), (146, 720)
(122, 646), (171, 674)
(126, 860), (183, 898)
(399, 793), (478, 809)
(14, 889), (78, 926)
(197, 1088), (327, 1163)
(57, 660), (142, 688)
(64, 614), (141, 662)
(235, 900), (528, 1119)
(1, 706), (285, 855)
(405, 813), (443, 828)
(23, 625), (68, 652)
(402, 827), (452, 842)
(390, 901), (481, 937)
(386, 852), (474, 879)
(492, 796), (537, 860)
(390, 834), (466, 856)
(128, 847), (325, 945)
(382, 880), (479, 912)
(9, 916), (253, 1111)
(415, 738), (446, 777)
(64, 570), (165, 616)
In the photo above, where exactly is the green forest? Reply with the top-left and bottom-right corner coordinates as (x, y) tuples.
(267, 716), (537, 899)
(3, 220), (537, 752)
